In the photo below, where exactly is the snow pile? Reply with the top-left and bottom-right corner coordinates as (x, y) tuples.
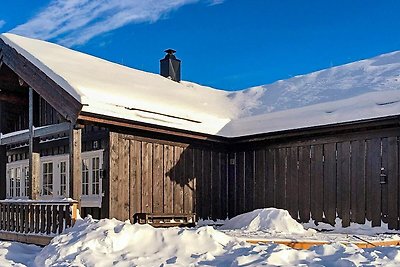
(34, 216), (240, 266)
(1, 215), (400, 266)
(220, 208), (315, 235)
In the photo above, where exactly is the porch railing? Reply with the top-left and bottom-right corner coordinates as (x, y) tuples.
(0, 200), (78, 236)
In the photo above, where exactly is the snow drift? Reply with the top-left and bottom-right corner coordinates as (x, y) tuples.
(31, 215), (400, 267)
(220, 208), (314, 235)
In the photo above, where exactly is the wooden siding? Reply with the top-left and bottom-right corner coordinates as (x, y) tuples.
(108, 133), (228, 221)
(227, 128), (400, 229)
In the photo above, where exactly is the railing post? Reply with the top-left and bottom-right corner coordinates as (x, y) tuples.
(71, 202), (78, 225)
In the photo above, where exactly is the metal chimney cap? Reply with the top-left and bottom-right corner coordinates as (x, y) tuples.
(164, 49), (176, 55)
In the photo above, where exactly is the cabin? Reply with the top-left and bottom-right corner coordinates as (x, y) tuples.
(1, 33), (400, 236)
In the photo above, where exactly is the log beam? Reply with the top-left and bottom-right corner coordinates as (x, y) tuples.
(0, 145), (6, 199)
(28, 87), (40, 200)
(69, 126), (82, 206)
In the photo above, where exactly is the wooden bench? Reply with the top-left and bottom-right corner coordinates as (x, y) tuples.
(133, 213), (196, 227)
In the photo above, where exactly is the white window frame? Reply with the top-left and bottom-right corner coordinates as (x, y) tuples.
(6, 150), (103, 207)
(40, 154), (70, 200)
(81, 150), (104, 208)
(6, 160), (29, 199)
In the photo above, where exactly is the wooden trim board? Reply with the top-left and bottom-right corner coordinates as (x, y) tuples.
(0, 231), (53, 246)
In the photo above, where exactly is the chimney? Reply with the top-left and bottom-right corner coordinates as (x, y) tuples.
(160, 49), (181, 82)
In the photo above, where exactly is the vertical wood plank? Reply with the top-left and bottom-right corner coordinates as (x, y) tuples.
(275, 148), (287, 209)
(351, 140), (366, 224)
(211, 151), (221, 219)
(381, 138), (389, 224)
(286, 146), (298, 219)
(153, 143), (164, 213)
(173, 146), (184, 214)
(337, 141), (351, 227)
(298, 146), (311, 222)
(366, 138), (381, 226)
(244, 150), (255, 212)
(164, 145), (174, 213)
(387, 137), (399, 229)
(227, 152), (236, 218)
(220, 152), (228, 219)
(108, 132), (119, 219)
(202, 150), (211, 218)
(235, 151), (245, 215)
(265, 149), (275, 207)
(323, 143), (337, 225)
(118, 138), (130, 220)
(310, 145), (323, 221)
(129, 140), (142, 218)
(194, 149), (203, 218)
(142, 142), (153, 213)
(184, 148), (194, 214)
(255, 149), (266, 209)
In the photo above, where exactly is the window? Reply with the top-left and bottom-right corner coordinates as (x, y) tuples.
(42, 162), (53, 196)
(24, 167), (29, 197)
(82, 159), (89, 195)
(15, 167), (21, 197)
(6, 161), (29, 199)
(92, 157), (100, 195)
(9, 169), (15, 197)
(60, 161), (67, 196)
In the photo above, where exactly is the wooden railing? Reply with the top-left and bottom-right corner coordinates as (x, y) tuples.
(0, 200), (78, 236)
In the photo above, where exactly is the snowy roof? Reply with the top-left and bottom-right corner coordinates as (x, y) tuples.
(1, 33), (400, 138)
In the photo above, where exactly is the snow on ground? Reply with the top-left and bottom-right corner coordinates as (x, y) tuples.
(0, 241), (40, 267)
(220, 209), (400, 245)
(1, 209), (400, 266)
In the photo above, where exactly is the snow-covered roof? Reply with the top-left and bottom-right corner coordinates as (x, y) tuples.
(1, 33), (400, 138)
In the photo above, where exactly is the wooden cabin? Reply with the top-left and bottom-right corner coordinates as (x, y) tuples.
(1, 33), (400, 230)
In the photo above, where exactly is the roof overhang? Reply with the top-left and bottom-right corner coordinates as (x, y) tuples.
(0, 38), (82, 123)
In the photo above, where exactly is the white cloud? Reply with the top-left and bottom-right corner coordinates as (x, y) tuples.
(208, 0), (225, 6)
(10, 0), (200, 47)
(0, 20), (6, 29)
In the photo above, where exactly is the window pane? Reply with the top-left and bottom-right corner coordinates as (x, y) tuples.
(92, 157), (100, 195)
(82, 159), (89, 195)
(42, 162), (53, 196)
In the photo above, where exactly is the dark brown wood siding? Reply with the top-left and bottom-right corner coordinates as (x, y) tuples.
(108, 132), (228, 221)
(227, 127), (400, 229)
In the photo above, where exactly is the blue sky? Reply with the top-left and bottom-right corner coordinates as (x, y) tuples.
(1, 0), (400, 91)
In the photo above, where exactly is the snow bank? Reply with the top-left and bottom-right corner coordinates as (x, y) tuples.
(34, 216), (240, 266)
(220, 208), (314, 235)
(0, 215), (398, 266)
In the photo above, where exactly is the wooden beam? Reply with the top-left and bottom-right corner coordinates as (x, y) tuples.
(69, 126), (82, 206)
(78, 112), (229, 143)
(0, 145), (6, 199)
(34, 122), (70, 138)
(0, 122), (70, 145)
(28, 87), (40, 200)
(0, 92), (28, 105)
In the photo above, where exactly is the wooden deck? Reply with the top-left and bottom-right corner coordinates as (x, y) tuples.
(246, 239), (400, 250)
